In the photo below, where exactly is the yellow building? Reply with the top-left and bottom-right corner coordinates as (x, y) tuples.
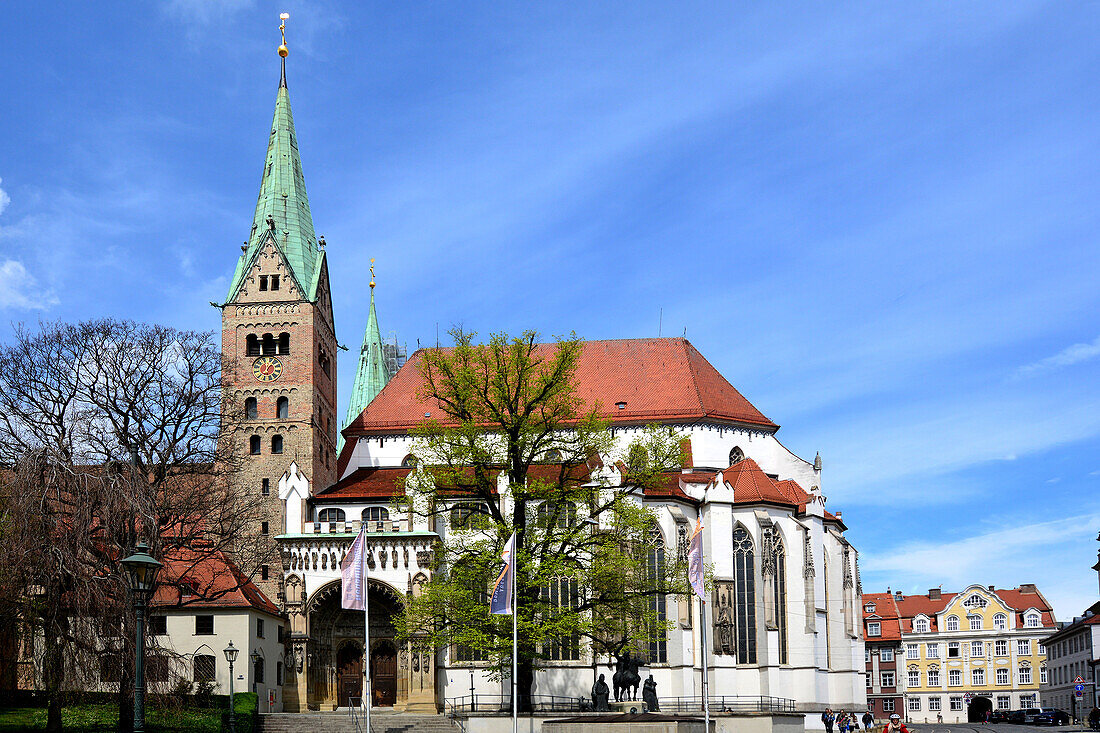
(893, 584), (1055, 723)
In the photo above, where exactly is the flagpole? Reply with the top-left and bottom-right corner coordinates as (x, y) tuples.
(365, 543), (371, 733)
(512, 542), (518, 733)
(700, 597), (709, 733)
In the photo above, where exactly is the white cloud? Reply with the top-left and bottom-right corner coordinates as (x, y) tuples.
(163, 0), (253, 24)
(0, 260), (58, 310)
(1014, 335), (1100, 379)
(0, 177), (10, 217)
(861, 513), (1100, 620)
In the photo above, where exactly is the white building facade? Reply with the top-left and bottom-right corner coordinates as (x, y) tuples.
(274, 338), (866, 716)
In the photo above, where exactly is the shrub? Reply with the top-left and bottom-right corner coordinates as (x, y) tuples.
(220, 692), (258, 733)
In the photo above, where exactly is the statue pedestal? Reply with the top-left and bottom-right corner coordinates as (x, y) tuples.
(609, 700), (648, 714)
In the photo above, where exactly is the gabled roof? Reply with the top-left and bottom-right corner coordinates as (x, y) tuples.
(227, 68), (323, 303)
(343, 337), (776, 437)
(150, 546), (279, 616)
(315, 466), (413, 501)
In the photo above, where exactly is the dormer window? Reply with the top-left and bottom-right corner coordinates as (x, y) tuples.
(865, 603), (876, 614)
(270, 275), (280, 291)
(259, 275), (269, 291)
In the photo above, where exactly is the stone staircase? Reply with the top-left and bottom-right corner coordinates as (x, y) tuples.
(259, 711), (458, 733)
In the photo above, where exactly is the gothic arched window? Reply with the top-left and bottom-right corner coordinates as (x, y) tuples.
(362, 507), (389, 524)
(317, 508), (345, 523)
(733, 524), (758, 664)
(452, 561), (488, 662)
(541, 567), (581, 661)
(271, 434), (283, 454)
(646, 523), (668, 663)
(771, 532), (788, 664)
(245, 397), (257, 420)
(401, 454), (418, 468)
(536, 501), (576, 530)
(729, 446), (745, 465)
(449, 502), (491, 530)
(276, 396), (289, 419)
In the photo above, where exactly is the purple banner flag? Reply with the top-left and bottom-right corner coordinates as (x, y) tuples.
(341, 529), (368, 610)
(490, 532), (517, 615)
(687, 518), (705, 601)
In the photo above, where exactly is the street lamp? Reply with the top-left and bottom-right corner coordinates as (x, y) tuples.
(121, 542), (162, 733)
(224, 642), (239, 733)
(250, 650), (262, 695)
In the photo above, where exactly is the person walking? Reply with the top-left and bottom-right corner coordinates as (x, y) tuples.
(838, 711), (850, 733)
(863, 710), (874, 732)
(823, 708), (836, 733)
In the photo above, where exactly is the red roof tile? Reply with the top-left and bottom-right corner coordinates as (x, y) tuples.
(151, 547), (279, 616)
(343, 338), (777, 436)
(317, 466), (413, 501)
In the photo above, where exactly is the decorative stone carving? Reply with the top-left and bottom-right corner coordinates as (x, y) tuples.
(416, 549), (433, 567)
(803, 532), (815, 579)
(676, 524), (689, 564)
(713, 581), (736, 655)
(761, 526), (777, 578)
(843, 546), (854, 589)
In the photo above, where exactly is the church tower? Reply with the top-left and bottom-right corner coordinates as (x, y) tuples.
(219, 25), (338, 597)
(340, 263), (392, 447)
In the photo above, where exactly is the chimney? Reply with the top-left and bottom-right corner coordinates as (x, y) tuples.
(895, 590), (903, 601)
(929, 588), (941, 600)
(1019, 583), (1037, 594)
(989, 585), (995, 591)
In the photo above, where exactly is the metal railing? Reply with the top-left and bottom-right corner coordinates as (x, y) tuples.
(659, 695), (798, 713)
(348, 697), (366, 733)
(446, 693), (586, 715)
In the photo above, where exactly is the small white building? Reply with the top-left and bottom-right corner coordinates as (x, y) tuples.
(150, 548), (289, 712)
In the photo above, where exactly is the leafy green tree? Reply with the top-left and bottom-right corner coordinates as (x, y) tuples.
(395, 329), (687, 709)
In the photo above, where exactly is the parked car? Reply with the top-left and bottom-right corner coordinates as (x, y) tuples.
(1008, 710), (1027, 724)
(1021, 708), (1044, 724)
(1034, 709), (1070, 726)
(990, 710), (1010, 723)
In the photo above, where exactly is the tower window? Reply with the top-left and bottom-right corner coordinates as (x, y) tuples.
(277, 396), (289, 419)
(261, 565), (269, 581)
(261, 521), (269, 535)
(250, 435), (261, 455)
(271, 435), (284, 454)
(278, 332), (290, 355)
(262, 333), (276, 355)
(245, 397), (257, 420)
(270, 275), (280, 291)
(261, 478), (270, 496)
(246, 334), (260, 356)
(259, 275), (268, 291)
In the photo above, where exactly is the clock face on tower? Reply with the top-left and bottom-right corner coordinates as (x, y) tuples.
(252, 356), (283, 382)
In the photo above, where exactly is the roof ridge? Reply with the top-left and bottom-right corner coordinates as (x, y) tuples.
(680, 339), (707, 417)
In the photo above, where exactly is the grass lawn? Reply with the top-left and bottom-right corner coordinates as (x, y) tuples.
(0, 703), (222, 732)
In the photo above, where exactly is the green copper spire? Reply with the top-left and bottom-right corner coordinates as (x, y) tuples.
(343, 271), (392, 439)
(226, 54), (322, 302)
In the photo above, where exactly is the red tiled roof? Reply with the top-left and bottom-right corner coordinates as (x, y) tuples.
(151, 547), (279, 616)
(343, 338), (777, 436)
(722, 458), (813, 508)
(861, 592), (904, 642)
(317, 466), (413, 501)
(886, 587), (1056, 632)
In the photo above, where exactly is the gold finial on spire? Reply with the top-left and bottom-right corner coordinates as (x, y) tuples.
(370, 258), (376, 289)
(278, 13), (290, 58)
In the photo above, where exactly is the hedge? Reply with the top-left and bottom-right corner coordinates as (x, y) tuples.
(220, 692), (258, 733)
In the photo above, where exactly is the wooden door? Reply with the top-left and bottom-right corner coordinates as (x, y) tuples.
(337, 643), (363, 708)
(371, 642), (398, 707)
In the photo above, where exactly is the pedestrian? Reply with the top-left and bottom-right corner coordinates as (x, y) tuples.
(823, 708), (835, 733)
(839, 711), (849, 733)
(863, 710), (874, 732)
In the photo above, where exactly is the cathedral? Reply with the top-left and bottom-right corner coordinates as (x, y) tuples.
(219, 41), (866, 718)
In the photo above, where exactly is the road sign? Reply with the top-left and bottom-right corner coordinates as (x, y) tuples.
(1077, 684), (1086, 692)
(1075, 676), (1086, 684)
(1077, 691), (1085, 698)
(964, 693), (973, 702)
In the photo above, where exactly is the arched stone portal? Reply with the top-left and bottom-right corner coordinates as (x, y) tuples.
(968, 695), (992, 722)
(304, 578), (406, 709)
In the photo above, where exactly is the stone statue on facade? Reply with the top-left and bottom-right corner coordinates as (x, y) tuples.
(591, 673), (610, 712)
(716, 587), (734, 653)
(642, 674), (660, 712)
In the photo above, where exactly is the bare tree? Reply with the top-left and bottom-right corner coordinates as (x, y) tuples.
(0, 319), (271, 732)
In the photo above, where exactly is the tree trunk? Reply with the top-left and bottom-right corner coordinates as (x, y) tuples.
(117, 669), (134, 733)
(43, 622), (63, 733)
(517, 653), (535, 713)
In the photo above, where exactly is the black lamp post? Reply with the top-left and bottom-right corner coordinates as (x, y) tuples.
(224, 642), (239, 733)
(121, 543), (162, 733)
(250, 650), (261, 695)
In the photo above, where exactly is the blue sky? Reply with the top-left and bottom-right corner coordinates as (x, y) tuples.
(2, 1), (1099, 620)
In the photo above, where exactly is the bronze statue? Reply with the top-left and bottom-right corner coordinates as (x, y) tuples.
(613, 650), (641, 702)
(642, 674), (659, 712)
(591, 673), (610, 712)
